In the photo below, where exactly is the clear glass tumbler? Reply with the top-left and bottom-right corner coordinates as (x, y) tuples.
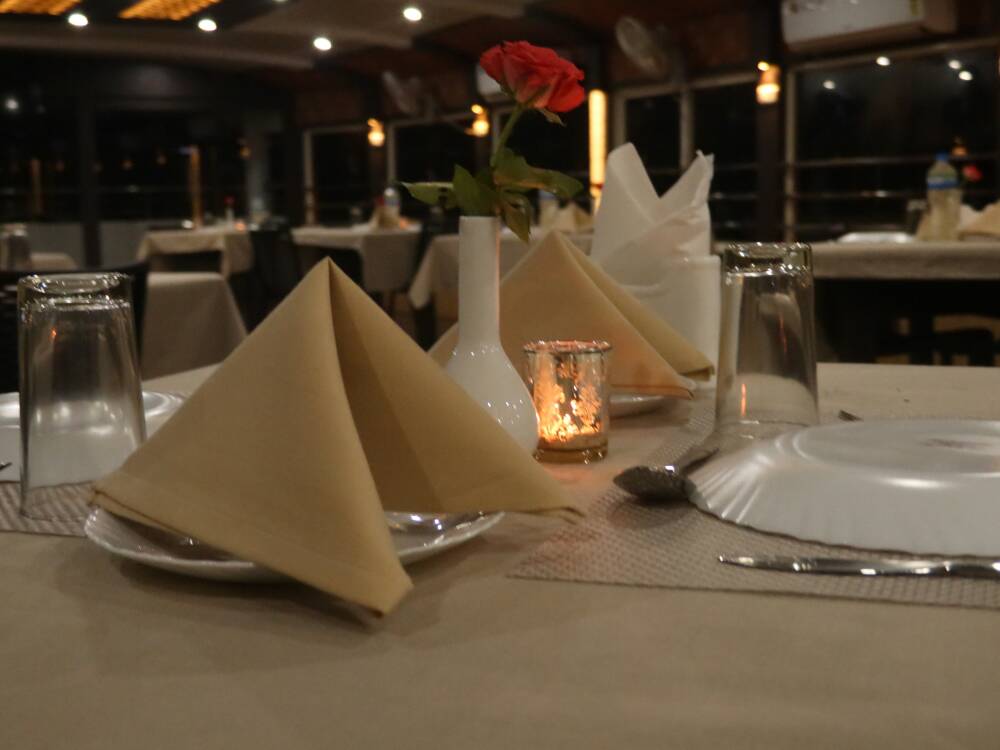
(715, 243), (818, 442)
(524, 340), (611, 464)
(18, 273), (146, 520)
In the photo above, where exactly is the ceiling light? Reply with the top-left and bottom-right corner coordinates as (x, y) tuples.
(402, 5), (422, 22)
(67, 11), (88, 26)
(948, 59), (962, 70)
(3, 96), (19, 113)
(197, 17), (216, 31)
(822, 79), (836, 90)
(876, 56), (890, 66)
(959, 70), (973, 81)
(313, 36), (332, 52)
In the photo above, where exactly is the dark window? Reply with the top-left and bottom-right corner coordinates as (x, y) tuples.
(793, 48), (998, 240)
(693, 82), (757, 239)
(312, 130), (370, 224)
(624, 94), (680, 193)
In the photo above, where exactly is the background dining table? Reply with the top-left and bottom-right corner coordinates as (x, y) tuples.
(137, 226), (254, 278)
(2, 362), (998, 748)
(292, 224), (422, 294)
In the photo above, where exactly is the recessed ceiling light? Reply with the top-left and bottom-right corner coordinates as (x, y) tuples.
(402, 5), (422, 22)
(197, 17), (217, 32)
(959, 70), (973, 81)
(4, 96), (19, 113)
(822, 79), (836, 90)
(313, 36), (332, 52)
(67, 11), (88, 27)
(876, 56), (890, 66)
(948, 59), (962, 70)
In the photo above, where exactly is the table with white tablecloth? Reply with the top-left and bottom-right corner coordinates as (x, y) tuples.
(292, 225), (421, 294)
(810, 239), (1000, 279)
(3, 363), (1000, 749)
(137, 227), (254, 278)
(408, 229), (593, 309)
(141, 272), (246, 378)
(29, 252), (78, 271)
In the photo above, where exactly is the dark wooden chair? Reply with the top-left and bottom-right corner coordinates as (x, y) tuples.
(0, 261), (150, 393)
(295, 244), (364, 288)
(411, 208), (458, 349)
(248, 228), (301, 326)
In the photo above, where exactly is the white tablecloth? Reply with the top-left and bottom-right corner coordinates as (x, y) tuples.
(292, 225), (421, 294)
(137, 227), (254, 278)
(408, 229), (593, 309)
(141, 272), (246, 378)
(30, 252), (77, 271)
(809, 240), (1000, 280)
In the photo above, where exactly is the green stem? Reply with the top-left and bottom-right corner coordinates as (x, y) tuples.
(491, 105), (523, 168)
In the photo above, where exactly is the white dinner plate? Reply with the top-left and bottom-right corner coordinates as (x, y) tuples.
(689, 419), (1000, 556)
(84, 508), (504, 583)
(609, 393), (666, 418)
(0, 391), (185, 481)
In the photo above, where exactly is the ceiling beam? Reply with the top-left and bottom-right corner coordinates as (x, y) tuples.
(427, 0), (523, 18)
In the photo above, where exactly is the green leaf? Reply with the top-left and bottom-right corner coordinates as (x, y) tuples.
(538, 109), (565, 126)
(501, 198), (531, 243)
(400, 181), (456, 209)
(453, 164), (498, 216)
(492, 148), (583, 200)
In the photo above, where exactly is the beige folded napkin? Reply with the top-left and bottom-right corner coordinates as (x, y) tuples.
(429, 232), (713, 393)
(369, 205), (403, 230)
(542, 203), (593, 233)
(959, 201), (1000, 238)
(93, 260), (579, 615)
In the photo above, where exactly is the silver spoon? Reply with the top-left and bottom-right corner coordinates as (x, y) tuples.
(613, 446), (719, 503)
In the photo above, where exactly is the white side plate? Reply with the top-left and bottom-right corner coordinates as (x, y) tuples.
(609, 393), (666, 418)
(84, 508), (504, 583)
(689, 419), (1000, 556)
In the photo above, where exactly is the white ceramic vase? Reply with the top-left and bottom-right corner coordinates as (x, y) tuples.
(445, 216), (539, 453)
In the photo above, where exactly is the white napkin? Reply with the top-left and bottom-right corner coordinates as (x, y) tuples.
(591, 144), (714, 278)
(588, 143), (720, 369)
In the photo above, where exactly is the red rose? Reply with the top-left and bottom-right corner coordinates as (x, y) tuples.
(480, 41), (585, 113)
(962, 163), (983, 183)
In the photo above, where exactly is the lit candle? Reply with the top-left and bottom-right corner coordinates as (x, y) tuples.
(524, 340), (611, 463)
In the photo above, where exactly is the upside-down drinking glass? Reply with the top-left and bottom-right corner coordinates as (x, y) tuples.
(18, 273), (145, 520)
(714, 243), (818, 442)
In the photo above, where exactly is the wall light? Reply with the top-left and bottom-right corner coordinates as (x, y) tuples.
(822, 79), (836, 90)
(958, 70), (973, 81)
(876, 55), (890, 66)
(467, 104), (490, 138)
(313, 36), (332, 52)
(756, 63), (780, 104)
(402, 5), (422, 22)
(3, 96), (19, 113)
(367, 118), (385, 148)
(948, 59), (962, 70)
(588, 89), (607, 207)
(67, 11), (88, 27)
(197, 17), (216, 32)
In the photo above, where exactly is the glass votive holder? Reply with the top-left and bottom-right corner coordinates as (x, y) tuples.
(524, 340), (612, 464)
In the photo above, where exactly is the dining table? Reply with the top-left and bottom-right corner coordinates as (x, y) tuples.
(141, 272), (247, 378)
(408, 228), (593, 309)
(136, 225), (254, 278)
(2, 361), (999, 748)
(292, 224), (422, 294)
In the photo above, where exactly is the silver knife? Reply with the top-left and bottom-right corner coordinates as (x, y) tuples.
(719, 554), (1000, 579)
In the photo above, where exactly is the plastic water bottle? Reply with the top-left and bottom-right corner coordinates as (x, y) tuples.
(383, 186), (401, 226)
(538, 190), (558, 227)
(923, 154), (961, 240)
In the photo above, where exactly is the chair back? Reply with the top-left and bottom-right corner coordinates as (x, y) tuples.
(0, 261), (149, 394)
(250, 228), (301, 302)
(295, 244), (363, 287)
(148, 250), (223, 273)
(0, 229), (31, 270)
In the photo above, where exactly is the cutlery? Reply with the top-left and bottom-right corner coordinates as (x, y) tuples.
(719, 554), (1000, 579)
(0, 461), (11, 472)
(838, 410), (863, 422)
(613, 446), (719, 503)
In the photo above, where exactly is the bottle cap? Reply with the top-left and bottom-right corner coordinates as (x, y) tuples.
(936, 152), (950, 161)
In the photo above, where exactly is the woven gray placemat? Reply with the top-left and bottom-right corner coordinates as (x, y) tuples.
(512, 398), (1000, 611)
(0, 482), (88, 537)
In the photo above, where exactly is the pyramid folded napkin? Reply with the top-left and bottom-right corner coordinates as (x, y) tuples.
(429, 232), (712, 393)
(959, 200), (1000, 238)
(93, 260), (579, 615)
